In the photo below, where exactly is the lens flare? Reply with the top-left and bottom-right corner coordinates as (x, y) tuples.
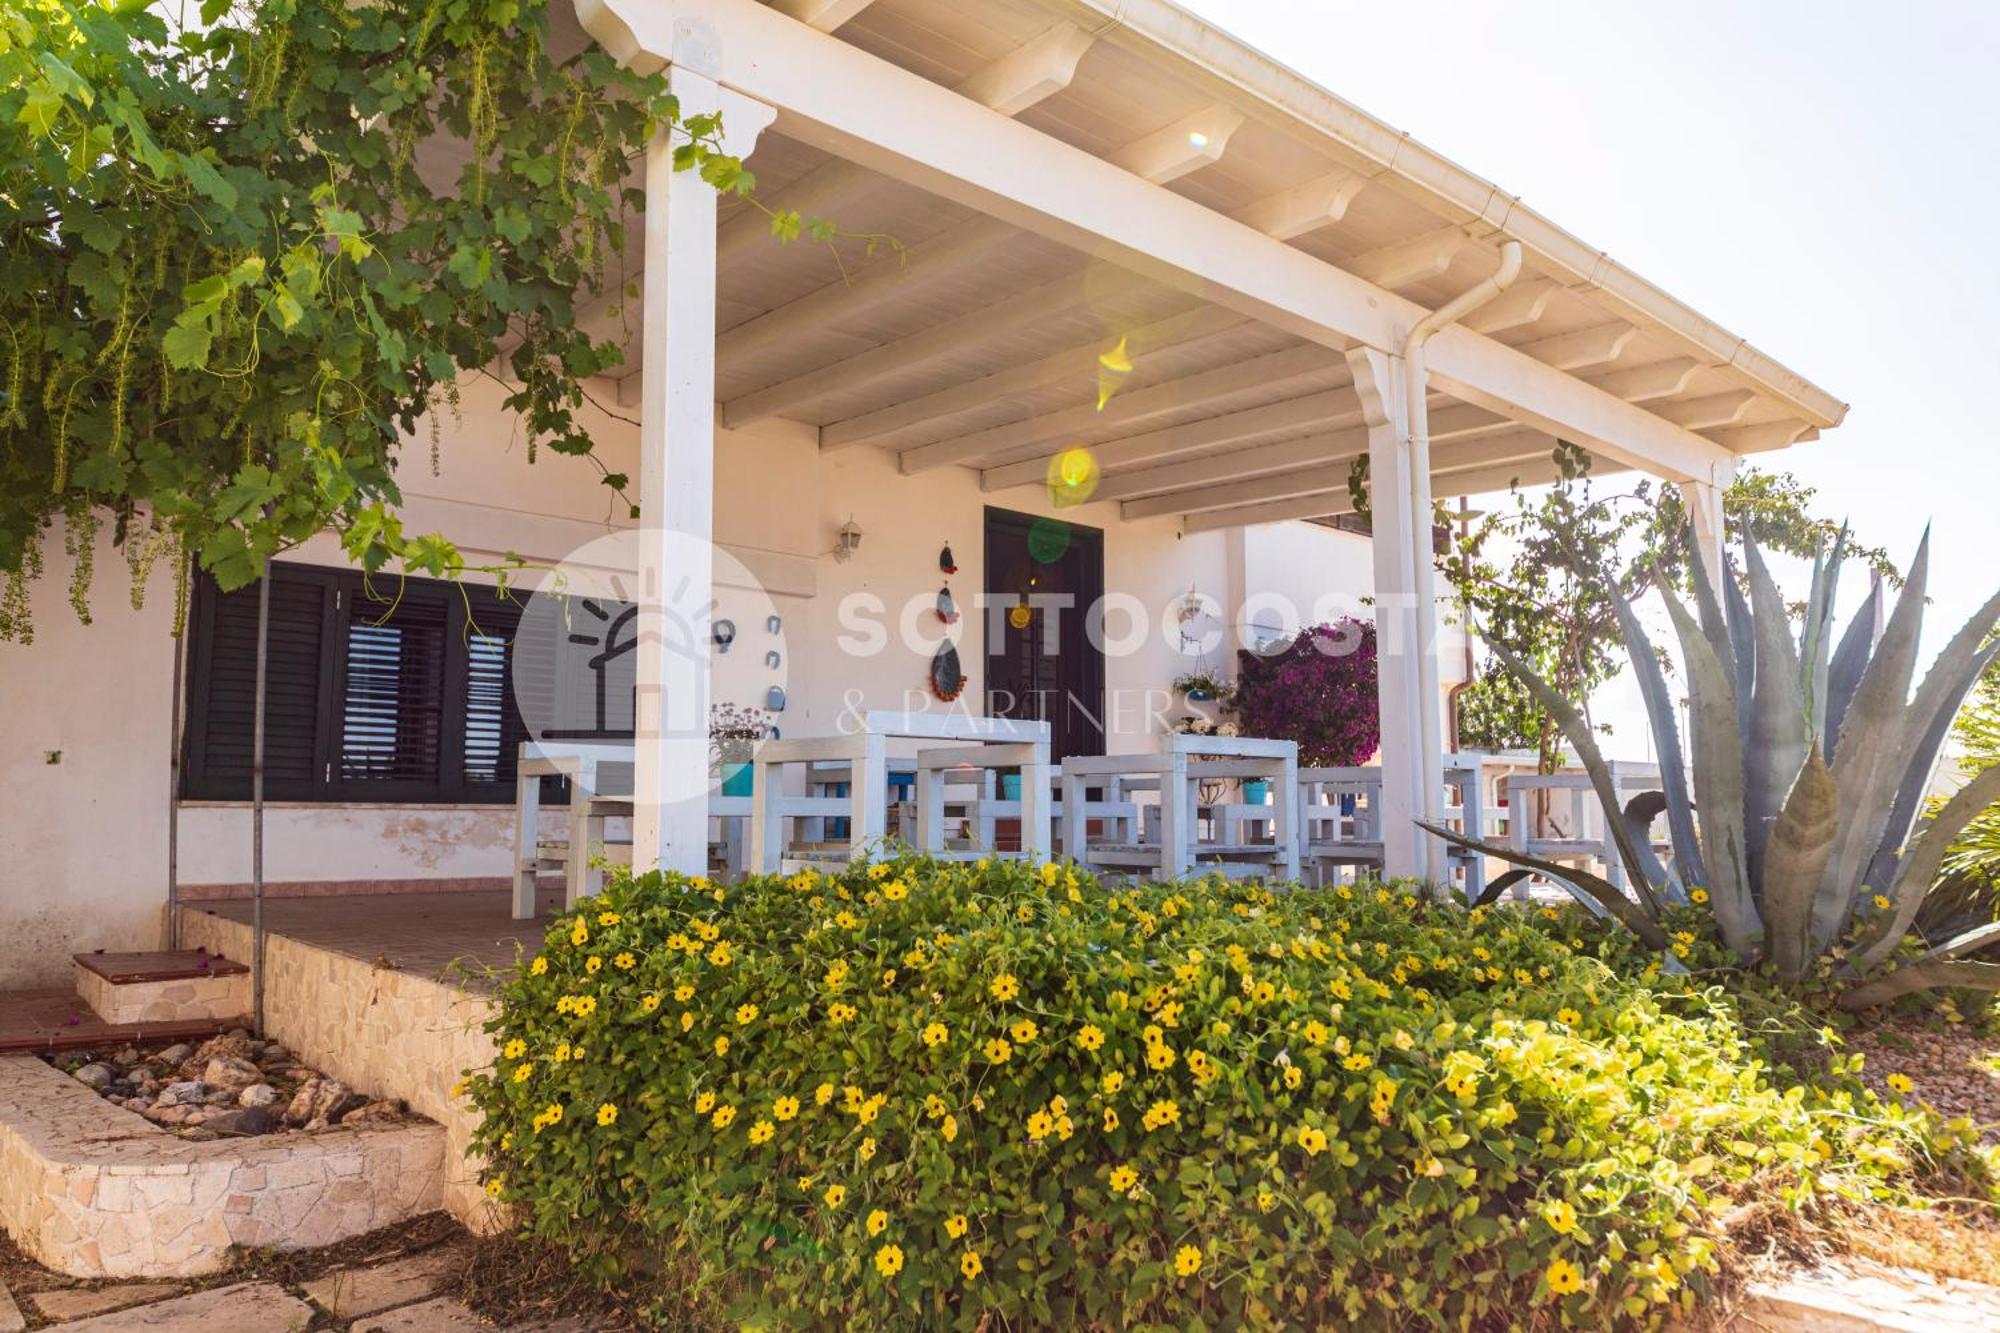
(1046, 447), (1099, 507)
(1096, 334), (1133, 411)
(1027, 519), (1072, 564)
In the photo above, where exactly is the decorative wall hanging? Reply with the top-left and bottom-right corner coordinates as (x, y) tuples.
(766, 614), (782, 634)
(766, 685), (788, 712)
(765, 649), (782, 669)
(713, 619), (736, 652)
(938, 543), (957, 575)
(929, 641), (965, 701)
(936, 584), (959, 625)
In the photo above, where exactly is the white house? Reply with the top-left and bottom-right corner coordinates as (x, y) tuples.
(0, 0), (1844, 989)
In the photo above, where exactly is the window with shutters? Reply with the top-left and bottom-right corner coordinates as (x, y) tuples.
(180, 562), (540, 803)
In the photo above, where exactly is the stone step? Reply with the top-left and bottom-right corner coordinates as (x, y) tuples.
(0, 1280), (23, 1333)
(301, 1247), (463, 1320)
(72, 951), (249, 1027)
(29, 1283), (181, 1322)
(48, 1282), (310, 1330)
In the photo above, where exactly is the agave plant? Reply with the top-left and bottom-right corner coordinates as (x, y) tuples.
(1424, 527), (2000, 1009)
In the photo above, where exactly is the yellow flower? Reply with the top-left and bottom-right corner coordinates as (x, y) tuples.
(674, 984), (696, 1002)
(511, 1063), (534, 1083)
(983, 1037), (1013, 1063)
(860, 1136), (877, 1159)
(695, 1091), (717, 1113)
(1302, 1020), (1328, 1046)
(1101, 1070), (1124, 1095)
(941, 1114), (958, 1143)
(484, 1177), (505, 1198)
(1103, 1107), (1119, 1132)
(711, 1105), (737, 1129)
(823, 1183), (847, 1207)
(1886, 1072), (1914, 1095)
(1343, 1052), (1372, 1072)
(640, 994), (661, 1013)
(585, 955), (603, 974)
(867, 862), (890, 880)
(960, 1249), (983, 1280)
(570, 920), (589, 947)
(1545, 1258), (1584, 1295)
(1282, 1065), (1303, 1090)
(1173, 1244), (1202, 1277)
(680, 1012), (695, 1032)
(815, 1082), (836, 1106)
(774, 1096), (800, 1121)
(1556, 1007), (1581, 1026)
(1141, 1099), (1180, 1132)
(713, 1036), (731, 1057)
(945, 1214), (968, 1239)
(529, 957), (548, 976)
(1689, 887), (1710, 904)
(1145, 1043), (1176, 1071)
(882, 880), (907, 901)
(542, 1102), (564, 1127)
(1075, 1024), (1105, 1052)
(1542, 1199), (1578, 1234)
(708, 942), (733, 967)
(1010, 1018), (1039, 1043)
(1873, 894), (1892, 911)
(1109, 1164), (1138, 1193)
(874, 1244), (904, 1278)
(595, 1102), (617, 1127)
(990, 974), (1020, 1002)
(735, 1002), (759, 1025)
(1256, 1184), (1275, 1213)
(866, 1208), (889, 1236)
(1027, 1110), (1054, 1140)
(921, 1021), (949, 1048)
(1296, 1125), (1327, 1156)
(748, 1120), (774, 1144)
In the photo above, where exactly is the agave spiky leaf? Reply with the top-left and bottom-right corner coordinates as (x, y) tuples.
(1839, 957), (2000, 1010)
(1812, 533), (1932, 950)
(1743, 534), (1810, 891)
(1851, 761), (2000, 973)
(1799, 528), (1846, 744)
(1621, 791), (1679, 894)
(1659, 582), (1758, 958)
(1761, 742), (1839, 982)
(1722, 555), (1756, 737)
(1854, 586), (2000, 919)
(1417, 821), (1672, 950)
(1920, 921), (2000, 962)
(1824, 575), (1884, 751)
(1598, 562), (1706, 898)
(1478, 633), (1663, 914)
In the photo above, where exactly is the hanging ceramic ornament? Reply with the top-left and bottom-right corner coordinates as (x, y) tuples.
(930, 640), (966, 701)
(936, 584), (959, 624)
(938, 543), (957, 575)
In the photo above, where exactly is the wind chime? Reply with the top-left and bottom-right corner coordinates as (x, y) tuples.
(930, 541), (966, 701)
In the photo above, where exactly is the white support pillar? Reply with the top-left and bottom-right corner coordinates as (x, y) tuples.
(1347, 348), (1426, 881)
(632, 71), (775, 877)
(1677, 457), (1736, 594)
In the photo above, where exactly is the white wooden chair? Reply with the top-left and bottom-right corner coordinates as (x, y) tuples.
(1504, 761), (1663, 899)
(1062, 734), (1298, 881)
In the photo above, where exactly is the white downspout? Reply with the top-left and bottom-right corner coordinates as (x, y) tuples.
(1401, 238), (1523, 886)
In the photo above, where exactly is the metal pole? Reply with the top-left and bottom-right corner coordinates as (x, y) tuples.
(165, 575), (187, 951)
(251, 570), (270, 1038)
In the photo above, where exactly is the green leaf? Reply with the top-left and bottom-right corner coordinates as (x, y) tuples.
(177, 150), (239, 209)
(160, 320), (213, 370)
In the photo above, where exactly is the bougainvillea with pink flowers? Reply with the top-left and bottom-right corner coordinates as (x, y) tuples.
(1229, 620), (1379, 766)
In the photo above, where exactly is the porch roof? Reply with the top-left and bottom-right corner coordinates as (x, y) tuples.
(562, 0), (1845, 531)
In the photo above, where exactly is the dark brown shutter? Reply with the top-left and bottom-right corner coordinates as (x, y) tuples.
(332, 580), (449, 794)
(461, 588), (528, 791)
(180, 565), (333, 800)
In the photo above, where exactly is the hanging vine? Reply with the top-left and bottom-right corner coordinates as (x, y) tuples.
(0, 0), (883, 641)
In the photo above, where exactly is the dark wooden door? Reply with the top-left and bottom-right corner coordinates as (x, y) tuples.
(984, 508), (1105, 761)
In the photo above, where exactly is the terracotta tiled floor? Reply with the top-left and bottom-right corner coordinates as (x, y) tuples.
(187, 890), (565, 993)
(0, 987), (227, 1054)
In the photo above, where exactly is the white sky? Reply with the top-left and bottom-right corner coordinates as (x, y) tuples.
(1180, 0), (2000, 757)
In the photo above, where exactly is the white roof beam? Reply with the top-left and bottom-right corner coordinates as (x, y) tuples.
(1703, 419), (1816, 453)
(900, 343), (1334, 473)
(1584, 357), (1701, 403)
(1653, 389), (1756, 430)
(954, 23), (1098, 116)
(1107, 103), (1247, 184)
(821, 305), (1241, 451)
(577, 0), (1738, 483)
(722, 266), (1151, 426)
(987, 388), (1363, 493)
(1460, 277), (1558, 335)
(717, 22), (1093, 269)
(1229, 170), (1368, 241)
(1514, 322), (1638, 371)
(1107, 427), (1368, 510)
(1343, 226), (1468, 289)
(769, 0), (877, 31)
(1127, 459), (1354, 520)
(1180, 490), (1352, 534)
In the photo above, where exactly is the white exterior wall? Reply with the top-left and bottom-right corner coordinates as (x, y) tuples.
(2, 376), (1406, 985)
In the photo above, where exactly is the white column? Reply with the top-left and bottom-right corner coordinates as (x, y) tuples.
(632, 71), (775, 877)
(1677, 458), (1735, 594)
(1401, 342), (1451, 886)
(1347, 348), (1425, 880)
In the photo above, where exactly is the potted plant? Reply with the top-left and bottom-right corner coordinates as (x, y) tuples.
(1172, 669), (1231, 704)
(710, 703), (770, 798)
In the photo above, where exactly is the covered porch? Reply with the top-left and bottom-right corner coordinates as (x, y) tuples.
(555, 0), (1840, 886)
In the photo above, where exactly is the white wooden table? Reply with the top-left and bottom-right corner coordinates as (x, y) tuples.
(1298, 754), (1489, 895)
(749, 711), (1053, 873)
(1062, 734), (1299, 881)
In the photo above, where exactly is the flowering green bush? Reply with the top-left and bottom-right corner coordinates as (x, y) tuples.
(464, 859), (1985, 1330)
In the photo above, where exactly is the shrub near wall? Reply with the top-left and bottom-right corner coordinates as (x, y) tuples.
(465, 861), (1968, 1331)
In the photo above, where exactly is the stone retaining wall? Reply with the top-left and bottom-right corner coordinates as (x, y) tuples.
(0, 1056), (443, 1278)
(176, 909), (506, 1232)
(74, 965), (249, 1025)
